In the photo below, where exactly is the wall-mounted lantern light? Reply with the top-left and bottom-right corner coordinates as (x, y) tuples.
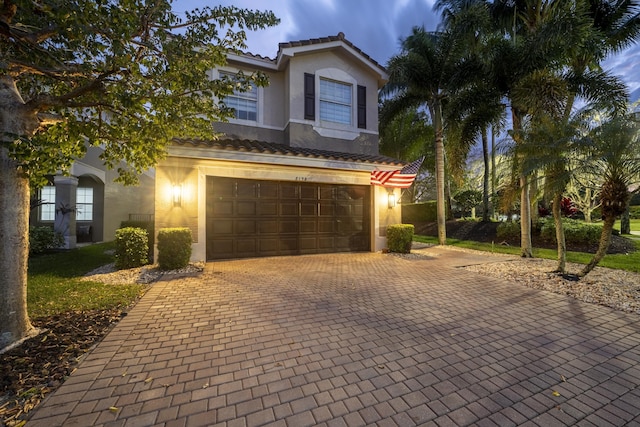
(172, 184), (182, 207)
(387, 191), (396, 209)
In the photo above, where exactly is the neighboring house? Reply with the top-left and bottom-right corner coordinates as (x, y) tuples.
(155, 33), (405, 261)
(30, 144), (154, 248)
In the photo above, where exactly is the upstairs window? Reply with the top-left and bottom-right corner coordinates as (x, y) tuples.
(40, 186), (56, 221)
(76, 187), (93, 221)
(319, 78), (352, 125)
(220, 71), (258, 121)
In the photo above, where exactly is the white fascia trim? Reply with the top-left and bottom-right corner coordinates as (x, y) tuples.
(278, 42), (388, 81)
(168, 145), (388, 172)
(226, 53), (278, 71)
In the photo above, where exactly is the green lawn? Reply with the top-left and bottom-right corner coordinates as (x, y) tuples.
(614, 218), (640, 234)
(414, 235), (640, 273)
(28, 243), (147, 319)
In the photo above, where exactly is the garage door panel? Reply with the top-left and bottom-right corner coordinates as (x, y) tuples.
(236, 220), (256, 234)
(300, 220), (317, 233)
(258, 220), (278, 234)
(300, 202), (317, 216)
(211, 219), (233, 235)
(237, 201), (257, 215)
(206, 176), (369, 260)
(213, 201), (234, 215)
(280, 202), (298, 216)
(280, 220), (298, 233)
(259, 202), (278, 215)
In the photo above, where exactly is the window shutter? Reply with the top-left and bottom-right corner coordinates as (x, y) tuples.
(357, 85), (366, 129)
(304, 73), (315, 120)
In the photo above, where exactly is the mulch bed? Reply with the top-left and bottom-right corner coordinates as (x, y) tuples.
(0, 310), (124, 426)
(414, 220), (637, 255)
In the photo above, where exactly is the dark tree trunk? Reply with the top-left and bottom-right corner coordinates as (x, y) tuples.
(482, 127), (490, 222)
(551, 191), (566, 273)
(580, 214), (616, 278)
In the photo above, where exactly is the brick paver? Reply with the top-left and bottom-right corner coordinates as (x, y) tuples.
(27, 247), (640, 426)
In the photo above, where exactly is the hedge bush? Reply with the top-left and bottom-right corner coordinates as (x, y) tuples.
(401, 201), (438, 223)
(121, 220), (154, 261)
(540, 218), (602, 245)
(387, 224), (414, 254)
(630, 205), (640, 220)
(114, 227), (149, 269)
(29, 226), (64, 255)
(157, 227), (192, 270)
(496, 221), (520, 241)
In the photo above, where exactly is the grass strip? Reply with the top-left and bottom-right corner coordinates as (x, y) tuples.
(414, 235), (640, 273)
(28, 242), (147, 319)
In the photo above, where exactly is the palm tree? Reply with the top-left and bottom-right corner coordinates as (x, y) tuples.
(578, 112), (640, 277)
(383, 27), (461, 245)
(379, 106), (434, 203)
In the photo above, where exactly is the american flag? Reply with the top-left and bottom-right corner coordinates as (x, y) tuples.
(370, 156), (424, 188)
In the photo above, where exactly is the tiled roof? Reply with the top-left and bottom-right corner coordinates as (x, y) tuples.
(172, 138), (403, 166)
(277, 32), (386, 73)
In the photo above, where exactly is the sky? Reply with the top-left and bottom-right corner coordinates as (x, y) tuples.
(178, 0), (640, 101)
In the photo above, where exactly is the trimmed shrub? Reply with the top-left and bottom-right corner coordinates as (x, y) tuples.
(121, 220), (154, 260)
(540, 218), (602, 245)
(402, 201), (438, 223)
(29, 226), (64, 255)
(496, 221), (520, 241)
(630, 205), (640, 220)
(157, 227), (192, 270)
(114, 227), (149, 269)
(387, 224), (414, 254)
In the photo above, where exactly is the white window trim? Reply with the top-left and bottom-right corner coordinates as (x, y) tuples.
(313, 68), (359, 139)
(214, 68), (263, 126)
(40, 186), (56, 222)
(76, 187), (94, 221)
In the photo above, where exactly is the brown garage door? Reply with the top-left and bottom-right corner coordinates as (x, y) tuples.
(206, 176), (370, 260)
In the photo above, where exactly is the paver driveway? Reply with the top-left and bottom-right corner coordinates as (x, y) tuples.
(28, 247), (640, 426)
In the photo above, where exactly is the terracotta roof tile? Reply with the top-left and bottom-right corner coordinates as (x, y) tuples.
(172, 138), (402, 166)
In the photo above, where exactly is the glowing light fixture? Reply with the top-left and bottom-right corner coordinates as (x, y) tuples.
(172, 184), (182, 207)
(387, 191), (396, 209)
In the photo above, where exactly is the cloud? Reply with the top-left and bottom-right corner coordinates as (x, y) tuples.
(181, 0), (639, 91)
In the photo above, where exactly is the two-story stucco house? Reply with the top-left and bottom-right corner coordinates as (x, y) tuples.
(155, 33), (405, 261)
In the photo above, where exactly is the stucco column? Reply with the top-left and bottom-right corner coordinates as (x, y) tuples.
(54, 175), (78, 249)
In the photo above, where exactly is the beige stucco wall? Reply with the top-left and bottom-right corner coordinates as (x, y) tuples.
(155, 153), (400, 261)
(77, 146), (155, 242)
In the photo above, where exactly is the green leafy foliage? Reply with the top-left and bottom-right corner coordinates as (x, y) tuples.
(29, 226), (64, 256)
(120, 220), (155, 260)
(387, 224), (415, 254)
(3, 1), (279, 185)
(540, 218), (602, 245)
(402, 201), (438, 223)
(114, 227), (149, 270)
(496, 221), (520, 241)
(157, 227), (192, 270)
(454, 190), (482, 218)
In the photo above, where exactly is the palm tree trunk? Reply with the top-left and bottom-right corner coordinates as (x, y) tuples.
(482, 127), (490, 222)
(432, 101), (447, 245)
(519, 174), (533, 257)
(512, 108), (533, 257)
(491, 126), (497, 220)
(551, 191), (566, 273)
(580, 214), (616, 277)
(0, 147), (36, 350)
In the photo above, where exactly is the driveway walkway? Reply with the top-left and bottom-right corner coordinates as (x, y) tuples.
(28, 247), (640, 426)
